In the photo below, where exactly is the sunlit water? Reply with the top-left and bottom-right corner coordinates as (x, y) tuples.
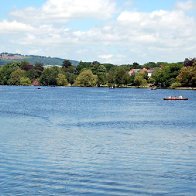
(0, 86), (195, 195)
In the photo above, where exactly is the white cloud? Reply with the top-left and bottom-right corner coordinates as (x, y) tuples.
(98, 54), (113, 60)
(0, 0), (196, 64)
(44, 0), (115, 18)
(176, 0), (195, 11)
(117, 9), (194, 30)
(11, 0), (115, 24)
(0, 20), (34, 33)
(116, 9), (196, 47)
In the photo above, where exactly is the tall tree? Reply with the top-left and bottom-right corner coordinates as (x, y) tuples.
(62, 59), (72, 68)
(76, 61), (91, 74)
(62, 59), (76, 85)
(20, 61), (33, 71)
(152, 63), (183, 87)
(134, 73), (147, 87)
(74, 69), (97, 87)
(40, 67), (60, 86)
(184, 58), (196, 67)
(107, 67), (117, 87)
(57, 74), (68, 86)
(115, 66), (130, 87)
(177, 66), (196, 87)
(0, 62), (20, 84)
(8, 68), (25, 85)
(26, 63), (44, 80)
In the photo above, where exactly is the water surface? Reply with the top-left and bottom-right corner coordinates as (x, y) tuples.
(0, 86), (195, 195)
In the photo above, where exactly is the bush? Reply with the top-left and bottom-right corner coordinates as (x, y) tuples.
(170, 82), (181, 89)
(20, 77), (32, 86)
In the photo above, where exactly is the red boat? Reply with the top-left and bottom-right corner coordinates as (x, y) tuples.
(163, 96), (188, 100)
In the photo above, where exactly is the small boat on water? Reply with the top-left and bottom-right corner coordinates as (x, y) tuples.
(109, 86), (115, 89)
(163, 96), (188, 100)
(151, 86), (157, 90)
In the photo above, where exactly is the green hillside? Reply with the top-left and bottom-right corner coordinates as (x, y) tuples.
(0, 53), (79, 66)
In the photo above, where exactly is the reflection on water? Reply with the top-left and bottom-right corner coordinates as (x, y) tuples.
(0, 86), (195, 195)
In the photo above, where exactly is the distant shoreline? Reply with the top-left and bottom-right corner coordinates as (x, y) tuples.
(172, 87), (196, 90)
(0, 85), (196, 90)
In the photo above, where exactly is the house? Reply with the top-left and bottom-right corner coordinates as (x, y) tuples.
(32, 79), (40, 86)
(128, 69), (140, 76)
(128, 68), (154, 77)
(147, 69), (154, 77)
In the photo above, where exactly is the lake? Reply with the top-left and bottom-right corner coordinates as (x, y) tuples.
(0, 86), (195, 195)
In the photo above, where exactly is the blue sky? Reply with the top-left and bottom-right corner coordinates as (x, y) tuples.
(0, 0), (179, 19)
(0, 0), (176, 16)
(0, 0), (195, 64)
(133, 0), (175, 11)
(0, 0), (44, 18)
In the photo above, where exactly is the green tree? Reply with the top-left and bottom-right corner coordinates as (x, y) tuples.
(20, 77), (32, 86)
(170, 82), (182, 89)
(107, 67), (117, 87)
(66, 73), (76, 85)
(93, 64), (107, 86)
(115, 66), (130, 87)
(177, 66), (196, 87)
(152, 63), (183, 87)
(57, 73), (68, 86)
(132, 62), (141, 69)
(8, 68), (25, 85)
(184, 58), (196, 67)
(0, 62), (20, 84)
(76, 61), (91, 74)
(20, 61), (33, 71)
(134, 73), (148, 87)
(77, 61), (107, 86)
(143, 62), (158, 69)
(34, 62), (44, 73)
(74, 69), (97, 87)
(27, 62), (44, 80)
(102, 63), (115, 72)
(40, 66), (60, 86)
(62, 59), (76, 85)
(62, 59), (72, 68)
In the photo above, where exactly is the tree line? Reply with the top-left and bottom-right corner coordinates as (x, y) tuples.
(0, 58), (195, 88)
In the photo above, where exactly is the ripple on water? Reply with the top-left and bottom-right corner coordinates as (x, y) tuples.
(0, 87), (195, 195)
